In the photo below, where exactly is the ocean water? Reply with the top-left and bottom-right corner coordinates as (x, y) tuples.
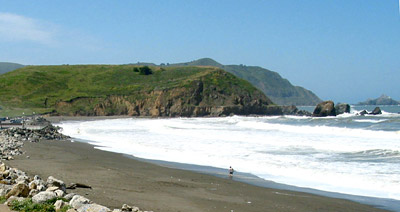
(57, 106), (400, 205)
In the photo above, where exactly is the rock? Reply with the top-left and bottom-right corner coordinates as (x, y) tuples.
(358, 110), (368, 116)
(370, 107), (382, 115)
(121, 204), (132, 211)
(0, 184), (13, 196)
(55, 189), (65, 197)
(29, 189), (39, 197)
(47, 176), (66, 192)
(1, 170), (10, 178)
(0, 163), (7, 172)
(67, 209), (78, 212)
(15, 175), (29, 184)
(5, 196), (25, 206)
(32, 191), (57, 203)
(77, 204), (111, 212)
(113, 210), (123, 212)
(47, 186), (60, 192)
(312, 101), (336, 117)
(29, 181), (37, 190)
(69, 195), (91, 209)
(281, 105), (311, 116)
(37, 184), (46, 191)
(5, 183), (30, 199)
(335, 103), (350, 115)
(121, 204), (141, 212)
(54, 200), (65, 212)
(64, 193), (76, 201)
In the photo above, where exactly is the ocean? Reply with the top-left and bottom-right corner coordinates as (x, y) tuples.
(57, 105), (400, 211)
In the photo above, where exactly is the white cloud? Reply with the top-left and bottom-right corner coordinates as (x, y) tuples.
(0, 12), (57, 45)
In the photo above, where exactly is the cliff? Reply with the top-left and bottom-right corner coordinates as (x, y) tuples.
(0, 65), (286, 117)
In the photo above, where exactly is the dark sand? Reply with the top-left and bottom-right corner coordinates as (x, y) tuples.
(6, 138), (388, 212)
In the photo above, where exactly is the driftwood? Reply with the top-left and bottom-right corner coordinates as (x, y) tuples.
(67, 183), (92, 189)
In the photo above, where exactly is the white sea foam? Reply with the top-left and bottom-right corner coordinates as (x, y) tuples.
(57, 115), (400, 200)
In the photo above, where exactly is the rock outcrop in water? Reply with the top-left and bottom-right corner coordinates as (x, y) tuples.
(312, 101), (336, 117)
(335, 103), (351, 115)
(370, 107), (382, 115)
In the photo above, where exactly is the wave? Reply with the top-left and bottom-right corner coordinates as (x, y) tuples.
(57, 116), (400, 201)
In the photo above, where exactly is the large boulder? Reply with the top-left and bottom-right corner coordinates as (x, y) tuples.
(32, 191), (57, 203)
(77, 204), (111, 212)
(312, 101), (336, 117)
(5, 183), (30, 199)
(47, 176), (66, 192)
(69, 195), (92, 209)
(370, 107), (382, 115)
(335, 103), (350, 115)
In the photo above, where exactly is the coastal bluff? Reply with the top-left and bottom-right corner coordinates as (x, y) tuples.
(0, 65), (304, 117)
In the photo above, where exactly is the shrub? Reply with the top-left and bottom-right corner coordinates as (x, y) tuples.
(139, 66), (153, 75)
(9, 197), (71, 212)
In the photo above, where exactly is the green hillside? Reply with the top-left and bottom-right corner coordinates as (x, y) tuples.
(169, 58), (322, 106)
(0, 62), (24, 75)
(0, 65), (280, 117)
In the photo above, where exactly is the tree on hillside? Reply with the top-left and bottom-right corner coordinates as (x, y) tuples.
(139, 66), (153, 75)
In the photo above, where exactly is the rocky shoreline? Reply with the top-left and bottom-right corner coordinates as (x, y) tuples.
(0, 124), (152, 212)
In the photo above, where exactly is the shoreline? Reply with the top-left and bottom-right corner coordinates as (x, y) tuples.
(3, 138), (389, 212)
(134, 155), (399, 212)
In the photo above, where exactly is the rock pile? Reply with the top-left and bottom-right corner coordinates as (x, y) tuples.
(0, 125), (70, 161)
(0, 162), (152, 212)
(1, 125), (70, 142)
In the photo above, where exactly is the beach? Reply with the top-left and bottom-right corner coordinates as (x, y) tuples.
(5, 135), (389, 212)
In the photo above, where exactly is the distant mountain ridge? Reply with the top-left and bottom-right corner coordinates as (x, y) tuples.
(357, 95), (399, 105)
(0, 62), (24, 75)
(165, 58), (322, 106)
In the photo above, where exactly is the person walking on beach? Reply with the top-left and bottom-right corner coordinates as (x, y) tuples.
(229, 166), (234, 177)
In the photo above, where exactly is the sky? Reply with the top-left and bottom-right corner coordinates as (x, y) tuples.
(0, 0), (399, 104)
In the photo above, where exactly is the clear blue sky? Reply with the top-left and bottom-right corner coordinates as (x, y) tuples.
(1, 0), (399, 103)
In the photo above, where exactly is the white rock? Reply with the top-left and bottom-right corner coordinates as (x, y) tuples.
(55, 189), (65, 197)
(47, 176), (66, 191)
(77, 204), (111, 212)
(69, 195), (91, 209)
(46, 186), (59, 192)
(32, 191), (57, 203)
(54, 200), (65, 211)
(64, 193), (76, 201)
(29, 189), (39, 197)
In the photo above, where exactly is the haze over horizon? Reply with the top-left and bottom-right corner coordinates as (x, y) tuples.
(1, 0), (399, 104)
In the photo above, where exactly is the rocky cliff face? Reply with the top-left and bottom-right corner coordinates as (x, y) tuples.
(54, 71), (282, 117)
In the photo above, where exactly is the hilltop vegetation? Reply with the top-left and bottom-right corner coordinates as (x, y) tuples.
(166, 58), (322, 106)
(0, 65), (282, 117)
(0, 62), (24, 75)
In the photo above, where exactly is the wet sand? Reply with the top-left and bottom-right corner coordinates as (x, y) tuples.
(6, 138), (388, 212)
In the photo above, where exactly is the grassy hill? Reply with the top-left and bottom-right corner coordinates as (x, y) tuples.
(0, 65), (282, 117)
(0, 62), (24, 75)
(169, 58), (322, 106)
